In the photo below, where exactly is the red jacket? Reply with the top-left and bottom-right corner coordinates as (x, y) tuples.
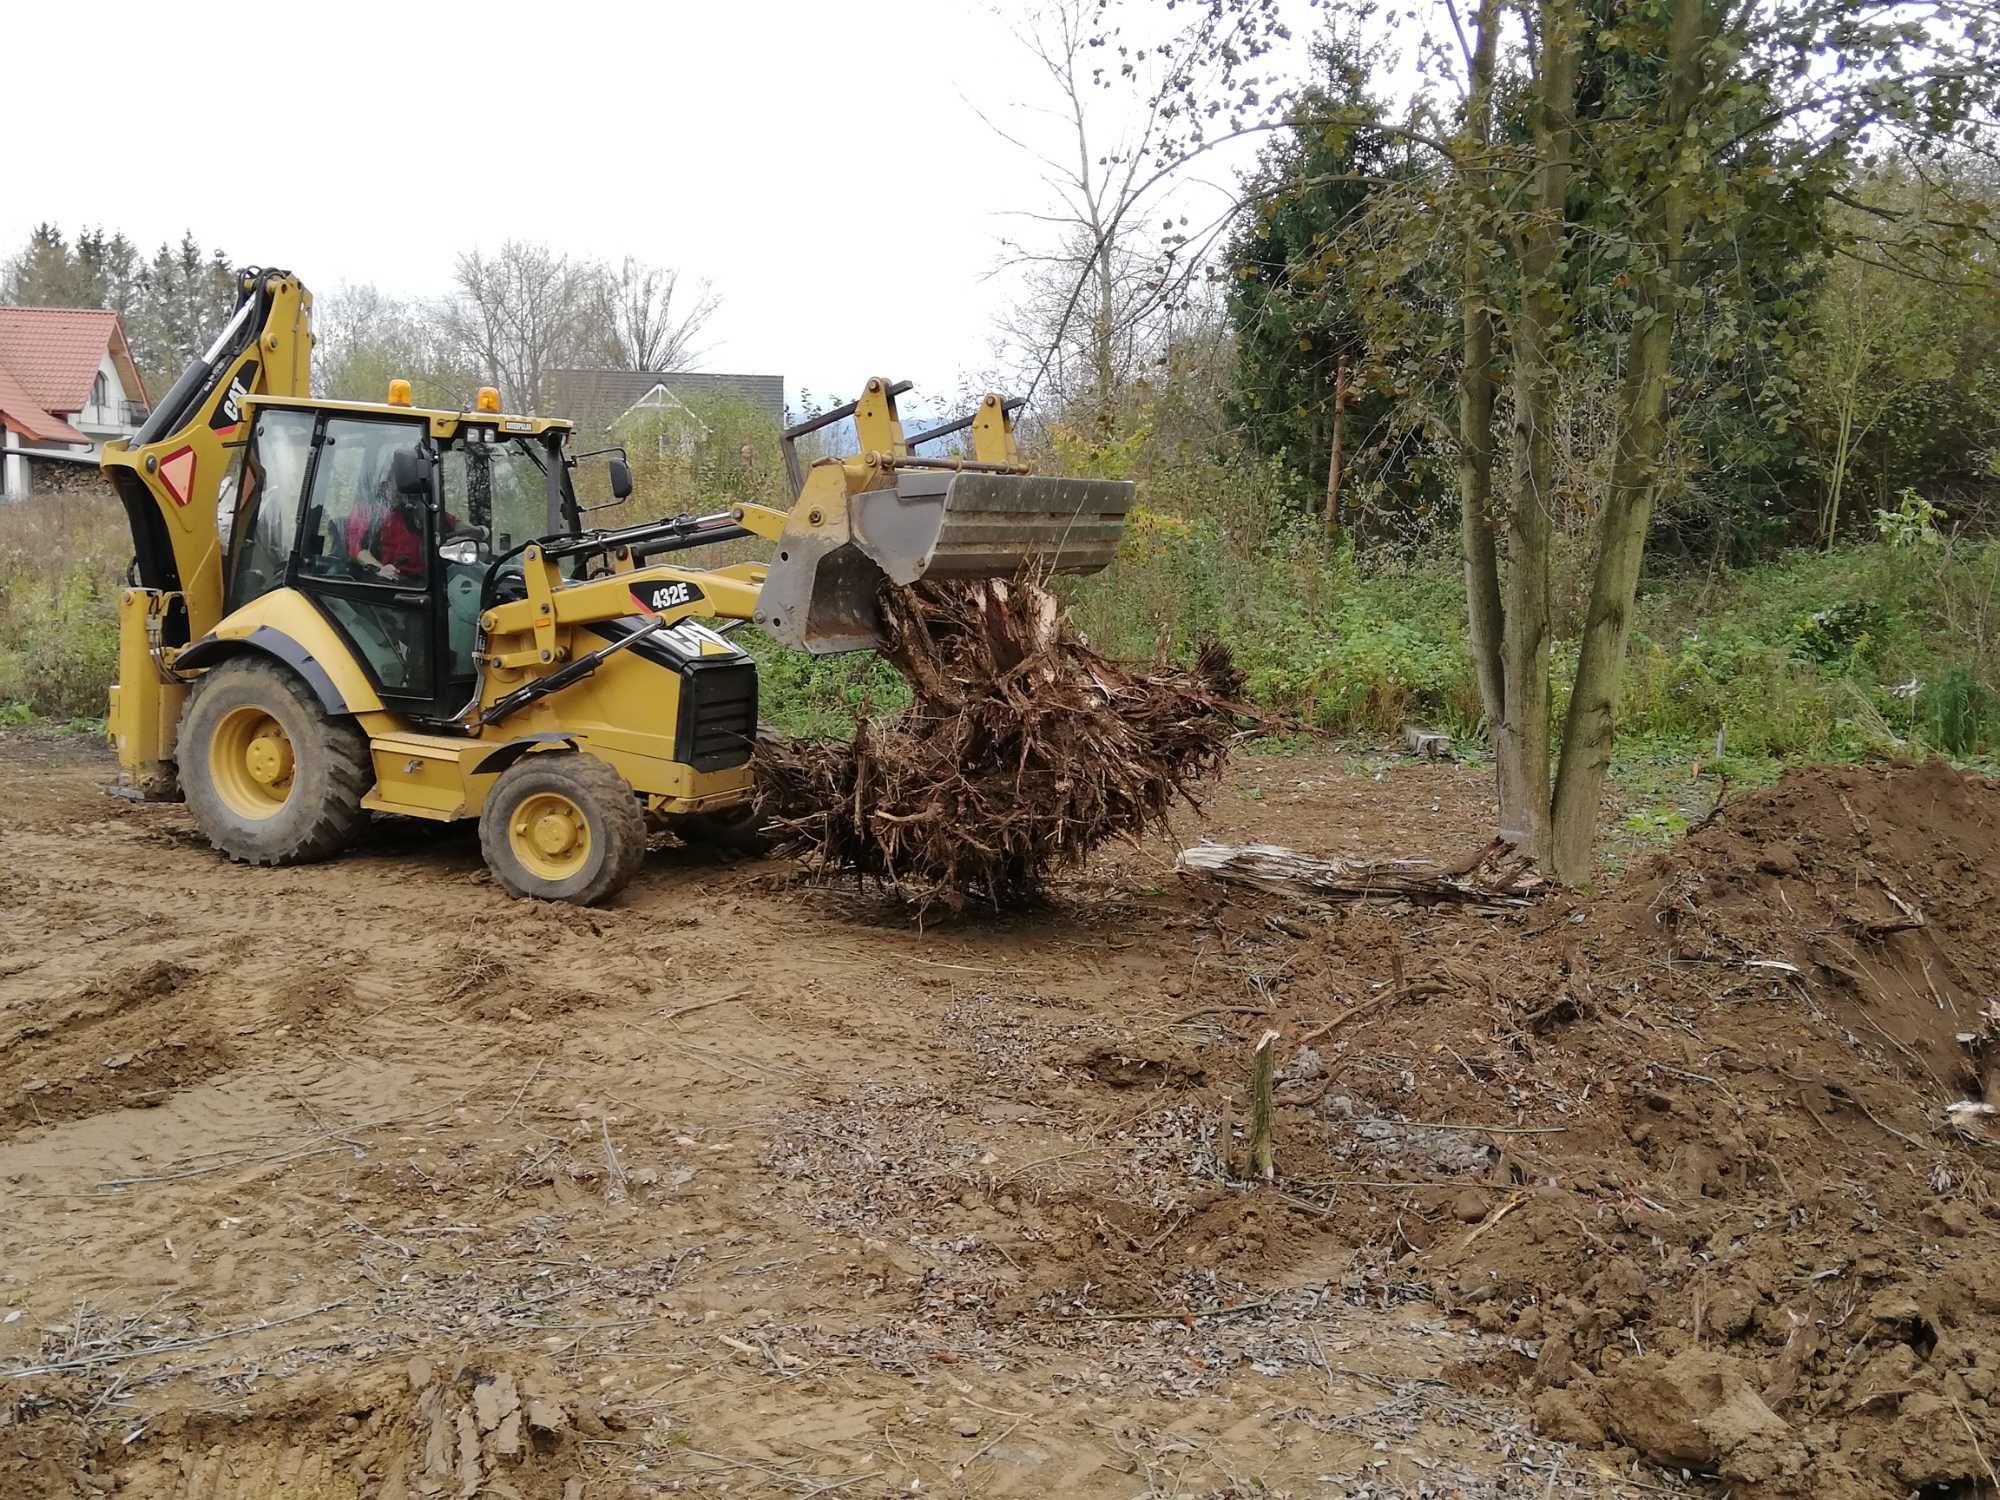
(347, 500), (456, 576)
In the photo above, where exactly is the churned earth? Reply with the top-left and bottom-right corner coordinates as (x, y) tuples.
(1, 728), (1994, 1499)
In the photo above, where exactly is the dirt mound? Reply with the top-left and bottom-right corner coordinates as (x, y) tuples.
(1425, 763), (2000, 1497)
(1006, 762), (2000, 1497)
(9, 1357), (598, 1499)
(756, 578), (1244, 910)
(1606, 758), (1996, 1085)
(0, 958), (235, 1137)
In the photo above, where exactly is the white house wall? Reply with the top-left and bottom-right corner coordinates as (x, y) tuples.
(72, 353), (137, 449)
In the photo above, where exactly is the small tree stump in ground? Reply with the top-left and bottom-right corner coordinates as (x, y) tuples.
(1247, 1029), (1281, 1182)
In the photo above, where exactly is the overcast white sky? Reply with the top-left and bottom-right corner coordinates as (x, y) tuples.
(2, 1), (1317, 419)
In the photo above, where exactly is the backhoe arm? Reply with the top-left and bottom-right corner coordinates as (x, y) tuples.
(104, 269), (311, 795)
(103, 269), (312, 642)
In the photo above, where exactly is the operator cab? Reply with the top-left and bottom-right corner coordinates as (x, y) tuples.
(219, 386), (605, 724)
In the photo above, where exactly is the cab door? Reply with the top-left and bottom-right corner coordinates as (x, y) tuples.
(223, 406), (316, 612)
(291, 415), (441, 707)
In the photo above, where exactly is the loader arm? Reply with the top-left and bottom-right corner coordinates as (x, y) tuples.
(104, 269), (312, 793)
(481, 376), (1134, 669)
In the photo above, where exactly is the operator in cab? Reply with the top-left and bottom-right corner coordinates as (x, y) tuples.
(349, 470), (477, 582)
(349, 473), (428, 582)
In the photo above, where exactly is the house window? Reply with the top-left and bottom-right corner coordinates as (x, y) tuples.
(91, 372), (108, 411)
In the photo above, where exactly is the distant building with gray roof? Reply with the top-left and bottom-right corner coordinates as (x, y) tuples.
(545, 369), (785, 439)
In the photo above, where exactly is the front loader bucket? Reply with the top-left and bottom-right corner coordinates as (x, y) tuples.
(758, 470), (1134, 653)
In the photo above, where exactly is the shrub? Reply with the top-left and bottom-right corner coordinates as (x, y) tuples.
(0, 486), (130, 721)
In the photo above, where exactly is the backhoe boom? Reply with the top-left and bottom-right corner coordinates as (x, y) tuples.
(103, 270), (311, 793)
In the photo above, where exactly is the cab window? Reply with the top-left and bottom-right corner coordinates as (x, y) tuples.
(300, 418), (429, 583)
(439, 431), (553, 558)
(438, 431), (555, 685)
(224, 407), (315, 610)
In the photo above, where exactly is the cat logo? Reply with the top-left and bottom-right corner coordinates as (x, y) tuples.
(209, 361), (258, 433)
(631, 579), (704, 614)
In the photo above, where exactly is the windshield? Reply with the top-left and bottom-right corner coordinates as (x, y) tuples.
(438, 431), (566, 557)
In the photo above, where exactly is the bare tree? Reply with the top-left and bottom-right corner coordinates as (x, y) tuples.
(983, 2), (1182, 431)
(438, 241), (599, 410)
(313, 282), (472, 407)
(591, 256), (718, 372)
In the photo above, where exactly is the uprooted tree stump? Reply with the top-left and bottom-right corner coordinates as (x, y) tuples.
(755, 578), (1247, 912)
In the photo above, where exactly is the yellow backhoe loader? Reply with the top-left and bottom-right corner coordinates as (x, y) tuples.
(103, 268), (1131, 903)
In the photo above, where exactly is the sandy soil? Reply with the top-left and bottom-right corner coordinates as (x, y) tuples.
(0, 732), (1993, 1499)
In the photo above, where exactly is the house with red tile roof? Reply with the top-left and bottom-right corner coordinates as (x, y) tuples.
(0, 307), (149, 501)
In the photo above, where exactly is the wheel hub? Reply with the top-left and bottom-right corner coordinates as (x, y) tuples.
(246, 732), (294, 787)
(530, 810), (580, 857)
(209, 706), (296, 820)
(508, 792), (593, 881)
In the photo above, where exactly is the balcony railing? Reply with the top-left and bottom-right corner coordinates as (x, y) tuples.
(77, 401), (150, 429)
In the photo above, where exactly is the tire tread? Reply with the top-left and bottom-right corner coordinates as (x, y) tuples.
(477, 753), (645, 905)
(178, 658), (370, 866)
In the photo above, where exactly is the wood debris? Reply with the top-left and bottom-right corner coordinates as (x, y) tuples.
(1176, 838), (1539, 907)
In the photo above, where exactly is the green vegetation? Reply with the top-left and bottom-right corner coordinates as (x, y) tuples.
(1066, 502), (1999, 767)
(742, 633), (910, 740)
(0, 488), (128, 726)
(4, 475), (1992, 780)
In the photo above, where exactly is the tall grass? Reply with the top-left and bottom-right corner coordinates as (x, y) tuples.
(4, 461), (1994, 768)
(0, 485), (129, 721)
(1053, 444), (1999, 762)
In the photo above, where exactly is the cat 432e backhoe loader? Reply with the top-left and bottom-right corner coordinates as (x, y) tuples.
(103, 268), (1131, 903)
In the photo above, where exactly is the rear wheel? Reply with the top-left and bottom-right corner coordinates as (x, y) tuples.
(479, 753), (646, 905)
(179, 658), (371, 865)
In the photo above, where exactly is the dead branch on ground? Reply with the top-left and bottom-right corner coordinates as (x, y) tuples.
(1176, 838), (1541, 908)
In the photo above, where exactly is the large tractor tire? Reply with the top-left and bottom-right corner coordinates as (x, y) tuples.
(178, 658), (372, 866)
(478, 753), (646, 905)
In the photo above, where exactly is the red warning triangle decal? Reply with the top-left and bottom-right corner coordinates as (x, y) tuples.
(158, 446), (197, 508)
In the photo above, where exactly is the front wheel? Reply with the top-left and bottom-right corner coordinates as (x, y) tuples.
(479, 753), (646, 904)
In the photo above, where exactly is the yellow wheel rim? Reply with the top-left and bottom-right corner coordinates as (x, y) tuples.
(209, 705), (296, 821)
(508, 791), (593, 882)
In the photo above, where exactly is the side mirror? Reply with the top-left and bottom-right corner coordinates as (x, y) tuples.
(608, 458), (633, 500)
(391, 446), (430, 497)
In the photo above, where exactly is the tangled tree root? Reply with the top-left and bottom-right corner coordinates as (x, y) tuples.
(754, 578), (1246, 911)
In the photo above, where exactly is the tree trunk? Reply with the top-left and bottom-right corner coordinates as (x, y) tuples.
(1458, 0), (1507, 764)
(1494, 0), (1579, 859)
(1548, 0), (1707, 883)
(1324, 356), (1349, 538)
(1094, 231), (1118, 436)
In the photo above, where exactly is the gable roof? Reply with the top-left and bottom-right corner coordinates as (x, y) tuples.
(0, 306), (148, 415)
(546, 369), (785, 438)
(0, 362), (86, 443)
